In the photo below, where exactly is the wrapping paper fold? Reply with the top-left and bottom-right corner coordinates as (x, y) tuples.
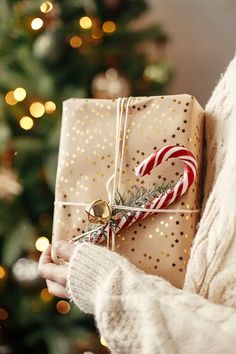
(52, 95), (204, 288)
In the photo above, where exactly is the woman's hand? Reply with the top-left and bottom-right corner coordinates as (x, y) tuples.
(38, 240), (76, 298)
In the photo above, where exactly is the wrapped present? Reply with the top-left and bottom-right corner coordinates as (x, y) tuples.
(52, 95), (204, 288)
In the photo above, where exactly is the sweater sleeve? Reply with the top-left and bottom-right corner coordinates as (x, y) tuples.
(67, 242), (236, 354)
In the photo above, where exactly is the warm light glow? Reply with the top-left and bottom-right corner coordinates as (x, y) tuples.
(56, 300), (71, 315)
(79, 16), (92, 29)
(102, 21), (116, 33)
(0, 308), (8, 321)
(91, 28), (103, 40)
(40, 1), (53, 13)
(35, 236), (49, 252)
(40, 288), (53, 302)
(31, 18), (44, 30)
(105, 68), (118, 80)
(69, 36), (82, 48)
(44, 101), (56, 114)
(0, 266), (6, 280)
(143, 65), (168, 83)
(5, 91), (17, 105)
(19, 116), (34, 130)
(13, 87), (27, 102)
(100, 336), (108, 347)
(29, 102), (45, 118)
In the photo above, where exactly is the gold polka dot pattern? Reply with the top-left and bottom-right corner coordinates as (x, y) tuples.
(52, 95), (204, 289)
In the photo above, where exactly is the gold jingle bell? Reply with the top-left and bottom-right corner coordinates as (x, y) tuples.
(85, 199), (112, 225)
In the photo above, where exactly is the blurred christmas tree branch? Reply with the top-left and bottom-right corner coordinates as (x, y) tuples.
(0, 1), (173, 353)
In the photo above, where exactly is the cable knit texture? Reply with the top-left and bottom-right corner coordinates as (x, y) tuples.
(67, 53), (236, 353)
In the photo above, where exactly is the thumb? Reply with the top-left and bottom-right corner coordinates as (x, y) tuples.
(53, 240), (76, 262)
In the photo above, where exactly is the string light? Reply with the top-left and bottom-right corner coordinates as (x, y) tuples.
(79, 16), (92, 29)
(12, 258), (39, 283)
(40, 288), (53, 302)
(31, 18), (44, 30)
(56, 300), (71, 315)
(143, 65), (168, 84)
(91, 28), (103, 40)
(35, 236), (49, 252)
(40, 1), (53, 13)
(105, 68), (118, 80)
(19, 116), (34, 130)
(29, 102), (45, 118)
(100, 336), (108, 347)
(5, 91), (17, 105)
(69, 36), (82, 48)
(0, 308), (8, 321)
(0, 266), (6, 280)
(44, 101), (56, 114)
(13, 87), (26, 102)
(102, 21), (116, 33)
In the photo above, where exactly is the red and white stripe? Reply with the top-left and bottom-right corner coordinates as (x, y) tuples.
(82, 145), (197, 244)
(116, 145), (197, 230)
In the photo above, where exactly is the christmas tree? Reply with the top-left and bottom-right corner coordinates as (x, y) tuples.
(0, 1), (173, 353)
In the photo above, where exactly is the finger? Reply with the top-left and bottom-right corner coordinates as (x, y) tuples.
(46, 279), (68, 299)
(38, 262), (67, 286)
(38, 244), (52, 268)
(52, 240), (76, 262)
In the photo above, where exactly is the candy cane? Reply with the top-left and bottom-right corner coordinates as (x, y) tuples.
(80, 145), (197, 244)
(116, 145), (197, 230)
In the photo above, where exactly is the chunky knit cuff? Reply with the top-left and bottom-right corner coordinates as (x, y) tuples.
(67, 242), (127, 314)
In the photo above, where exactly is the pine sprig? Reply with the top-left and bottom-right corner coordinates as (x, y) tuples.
(84, 181), (174, 236)
(113, 181), (173, 219)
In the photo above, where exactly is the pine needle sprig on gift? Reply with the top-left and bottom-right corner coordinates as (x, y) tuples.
(112, 181), (174, 220)
(84, 181), (174, 238)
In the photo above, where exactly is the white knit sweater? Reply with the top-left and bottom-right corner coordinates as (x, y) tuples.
(67, 54), (236, 354)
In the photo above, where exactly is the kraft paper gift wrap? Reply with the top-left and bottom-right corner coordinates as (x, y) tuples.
(52, 95), (204, 288)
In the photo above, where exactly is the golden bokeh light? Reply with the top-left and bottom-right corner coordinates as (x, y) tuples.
(44, 101), (56, 114)
(35, 236), (49, 252)
(0, 308), (8, 321)
(91, 28), (103, 40)
(143, 65), (168, 83)
(102, 21), (116, 33)
(19, 116), (34, 130)
(56, 300), (71, 315)
(40, 1), (53, 13)
(79, 16), (92, 29)
(31, 18), (44, 30)
(13, 87), (27, 102)
(0, 266), (6, 280)
(69, 36), (82, 48)
(40, 288), (53, 302)
(29, 102), (45, 118)
(5, 91), (17, 105)
(100, 336), (108, 347)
